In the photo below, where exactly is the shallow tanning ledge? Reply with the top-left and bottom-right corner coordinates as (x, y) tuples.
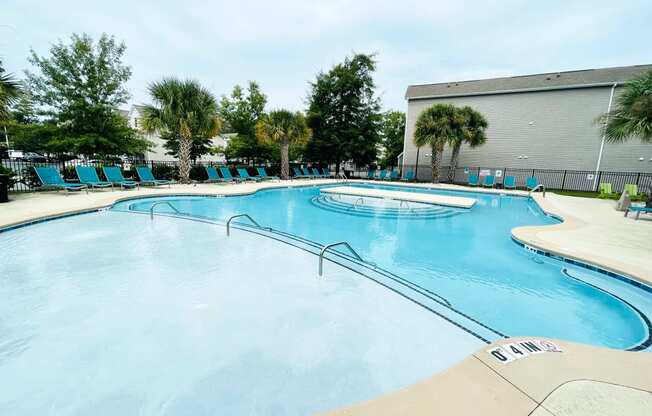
(322, 186), (476, 209)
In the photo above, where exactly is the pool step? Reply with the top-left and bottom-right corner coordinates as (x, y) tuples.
(310, 195), (463, 219)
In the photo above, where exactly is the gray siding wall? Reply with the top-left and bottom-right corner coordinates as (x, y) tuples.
(402, 86), (652, 173)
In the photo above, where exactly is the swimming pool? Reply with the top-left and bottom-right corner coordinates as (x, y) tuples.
(1, 182), (651, 414)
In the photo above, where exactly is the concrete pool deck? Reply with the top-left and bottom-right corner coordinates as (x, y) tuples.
(1, 178), (651, 415)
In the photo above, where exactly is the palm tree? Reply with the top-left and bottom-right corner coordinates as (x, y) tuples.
(413, 104), (459, 183)
(447, 106), (488, 182)
(0, 59), (22, 123)
(141, 78), (221, 183)
(601, 70), (652, 143)
(256, 110), (310, 179)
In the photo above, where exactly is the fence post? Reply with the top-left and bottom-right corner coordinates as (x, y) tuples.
(561, 170), (567, 190)
(595, 171), (602, 192)
(636, 172), (641, 186)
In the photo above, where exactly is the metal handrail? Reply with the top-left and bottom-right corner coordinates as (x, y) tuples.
(150, 201), (181, 220)
(528, 184), (546, 198)
(226, 213), (268, 236)
(319, 241), (364, 277)
(351, 197), (365, 210)
(399, 200), (410, 209)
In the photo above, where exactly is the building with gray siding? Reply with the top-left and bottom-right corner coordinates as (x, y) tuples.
(401, 65), (652, 184)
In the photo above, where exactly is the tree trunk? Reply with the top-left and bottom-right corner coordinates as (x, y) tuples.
(430, 143), (443, 183)
(178, 123), (192, 184)
(280, 140), (290, 180)
(448, 142), (462, 183)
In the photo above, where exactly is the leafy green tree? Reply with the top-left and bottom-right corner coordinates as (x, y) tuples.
(141, 78), (221, 183)
(0, 59), (22, 124)
(219, 82), (269, 162)
(413, 104), (460, 183)
(380, 110), (405, 167)
(601, 69), (652, 143)
(305, 53), (382, 172)
(447, 106), (488, 181)
(25, 33), (150, 157)
(256, 110), (310, 179)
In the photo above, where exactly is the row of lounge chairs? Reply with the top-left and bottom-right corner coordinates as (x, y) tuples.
(292, 167), (335, 179)
(466, 174), (539, 190)
(366, 169), (414, 181)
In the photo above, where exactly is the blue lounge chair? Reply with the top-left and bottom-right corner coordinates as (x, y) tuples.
(220, 167), (242, 183)
(482, 175), (495, 187)
(204, 166), (231, 184)
(526, 177), (539, 191)
(75, 166), (113, 190)
(301, 167), (315, 179)
(34, 166), (88, 193)
(468, 174), (479, 186)
(377, 169), (387, 180)
(402, 170), (415, 181)
(366, 169), (376, 180)
(237, 168), (261, 182)
(387, 170), (399, 181)
(311, 167), (326, 178)
(256, 167), (279, 181)
(321, 167), (335, 178)
(503, 175), (516, 189)
(293, 167), (310, 179)
(135, 166), (171, 187)
(103, 166), (139, 189)
(625, 206), (652, 220)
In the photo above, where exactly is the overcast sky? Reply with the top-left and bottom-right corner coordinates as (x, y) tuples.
(2, 0), (651, 113)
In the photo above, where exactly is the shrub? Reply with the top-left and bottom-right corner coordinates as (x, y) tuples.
(190, 165), (208, 182)
(151, 163), (178, 180)
(0, 166), (17, 188)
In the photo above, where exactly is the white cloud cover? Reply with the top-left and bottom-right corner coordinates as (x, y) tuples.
(1, 0), (650, 111)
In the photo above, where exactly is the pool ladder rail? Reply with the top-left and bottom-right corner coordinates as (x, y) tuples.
(149, 201), (182, 220)
(528, 184), (546, 198)
(226, 213), (272, 236)
(319, 241), (366, 277)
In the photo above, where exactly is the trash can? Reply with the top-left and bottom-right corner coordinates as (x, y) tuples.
(0, 174), (9, 203)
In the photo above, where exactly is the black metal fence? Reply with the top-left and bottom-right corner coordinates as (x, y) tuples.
(346, 164), (652, 193)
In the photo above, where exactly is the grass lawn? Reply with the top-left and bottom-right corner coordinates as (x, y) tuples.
(552, 189), (647, 202)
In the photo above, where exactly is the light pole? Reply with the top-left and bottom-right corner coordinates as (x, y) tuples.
(414, 147), (420, 180)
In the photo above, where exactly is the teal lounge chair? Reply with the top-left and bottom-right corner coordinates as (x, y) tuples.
(136, 166), (171, 187)
(503, 175), (516, 189)
(387, 170), (399, 181)
(482, 175), (495, 187)
(311, 167), (326, 178)
(321, 168), (335, 178)
(103, 166), (140, 190)
(34, 166), (88, 193)
(301, 167), (315, 178)
(366, 169), (376, 180)
(625, 206), (652, 220)
(220, 167), (242, 183)
(256, 167), (279, 181)
(237, 168), (261, 182)
(205, 166), (231, 184)
(402, 170), (415, 181)
(293, 167), (310, 179)
(75, 166), (113, 190)
(526, 177), (539, 191)
(468, 174), (479, 186)
(377, 169), (387, 180)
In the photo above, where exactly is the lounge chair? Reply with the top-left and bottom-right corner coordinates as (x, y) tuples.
(482, 175), (495, 188)
(34, 166), (88, 193)
(75, 166), (113, 190)
(468, 174), (479, 186)
(321, 168), (335, 178)
(623, 184), (638, 198)
(237, 168), (261, 182)
(503, 175), (516, 189)
(256, 167), (279, 181)
(311, 167), (326, 178)
(598, 182), (617, 198)
(366, 169), (376, 180)
(377, 169), (387, 180)
(624, 206), (652, 220)
(136, 166), (171, 187)
(103, 166), (140, 190)
(387, 170), (399, 181)
(525, 177), (539, 191)
(293, 167), (310, 179)
(205, 166), (231, 184)
(301, 167), (315, 179)
(401, 170), (415, 182)
(219, 167), (242, 183)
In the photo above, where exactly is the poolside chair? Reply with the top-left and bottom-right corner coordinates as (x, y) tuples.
(525, 177), (539, 191)
(598, 182), (617, 198)
(237, 168), (261, 182)
(482, 175), (496, 188)
(468, 174), (479, 186)
(75, 166), (113, 190)
(366, 169), (376, 180)
(377, 169), (387, 180)
(219, 167), (242, 183)
(503, 175), (516, 189)
(321, 167), (335, 178)
(623, 184), (638, 198)
(624, 206), (652, 220)
(135, 166), (171, 187)
(34, 166), (88, 193)
(102, 166), (140, 190)
(256, 167), (279, 181)
(292, 167), (310, 179)
(301, 167), (315, 179)
(401, 170), (415, 182)
(204, 166), (232, 184)
(387, 170), (399, 181)
(311, 167), (325, 178)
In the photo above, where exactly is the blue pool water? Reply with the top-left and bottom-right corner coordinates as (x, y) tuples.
(115, 183), (652, 350)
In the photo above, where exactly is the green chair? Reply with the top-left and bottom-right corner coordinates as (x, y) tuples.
(75, 166), (113, 190)
(598, 182), (616, 198)
(135, 166), (171, 187)
(623, 184), (638, 198)
(103, 166), (139, 189)
(34, 166), (88, 193)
